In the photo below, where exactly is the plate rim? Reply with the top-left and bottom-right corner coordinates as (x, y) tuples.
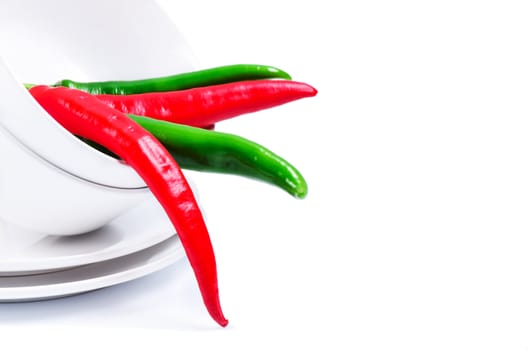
(0, 193), (175, 274)
(0, 235), (184, 301)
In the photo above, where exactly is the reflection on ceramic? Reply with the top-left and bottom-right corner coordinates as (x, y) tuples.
(0, 0), (198, 236)
(0, 193), (176, 276)
(0, 235), (184, 302)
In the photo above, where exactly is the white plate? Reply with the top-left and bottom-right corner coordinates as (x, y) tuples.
(0, 234), (184, 302)
(0, 192), (175, 276)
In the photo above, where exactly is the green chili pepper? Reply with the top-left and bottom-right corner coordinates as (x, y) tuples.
(85, 114), (308, 199)
(53, 64), (292, 95)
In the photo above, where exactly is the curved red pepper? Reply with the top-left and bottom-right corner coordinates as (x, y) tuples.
(29, 86), (228, 327)
(95, 80), (317, 127)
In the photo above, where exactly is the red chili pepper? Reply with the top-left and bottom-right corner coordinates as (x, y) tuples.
(29, 85), (228, 327)
(94, 80), (317, 127)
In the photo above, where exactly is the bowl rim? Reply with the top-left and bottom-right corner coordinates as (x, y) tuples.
(0, 0), (198, 189)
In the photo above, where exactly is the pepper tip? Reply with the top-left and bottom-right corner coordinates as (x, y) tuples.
(294, 185), (308, 199)
(217, 317), (229, 328)
(280, 71), (293, 80)
(208, 304), (229, 327)
(262, 65), (292, 80)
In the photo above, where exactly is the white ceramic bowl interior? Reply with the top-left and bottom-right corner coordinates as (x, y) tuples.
(0, 0), (198, 236)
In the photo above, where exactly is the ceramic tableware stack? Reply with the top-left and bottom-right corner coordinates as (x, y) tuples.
(0, 0), (195, 300)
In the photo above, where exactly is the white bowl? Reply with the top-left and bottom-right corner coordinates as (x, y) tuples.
(0, 0), (198, 235)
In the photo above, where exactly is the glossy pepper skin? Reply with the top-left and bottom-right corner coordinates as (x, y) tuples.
(132, 115), (308, 198)
(95, 80), (317, 128)
(53, 64), (292, 95)
(29, 86), (228, 327)
(84, 115), (308, 198)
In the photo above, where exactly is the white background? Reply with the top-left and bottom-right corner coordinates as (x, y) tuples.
(3, 0), (528, 349)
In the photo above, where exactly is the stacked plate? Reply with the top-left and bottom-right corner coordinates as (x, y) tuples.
(0, 0), (198, 302)
(0, 193), (185, 302)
